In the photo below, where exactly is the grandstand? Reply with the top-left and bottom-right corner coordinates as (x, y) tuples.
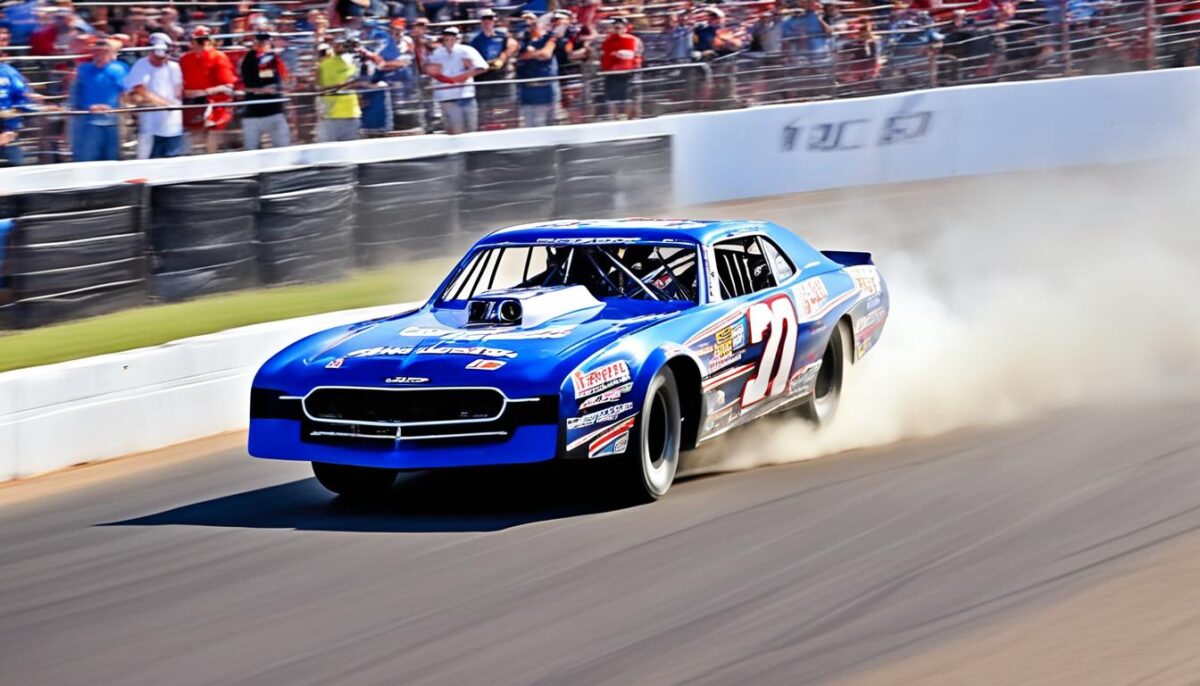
(0, 0), (1195, 164)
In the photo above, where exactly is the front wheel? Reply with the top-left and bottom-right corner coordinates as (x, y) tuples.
(312, 462), (398, 500)
(798, 321), (849, 427)
(614, 366), (682, 502)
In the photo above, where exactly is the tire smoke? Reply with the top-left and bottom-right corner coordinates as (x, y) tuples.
(686, 161), (1200, 472)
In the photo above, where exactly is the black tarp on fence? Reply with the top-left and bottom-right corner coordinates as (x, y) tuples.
(257, 164), (357, 284)
(3, 185), (148, 328)
(458, 147), (559, 241)
(0, 135), (673, 328)
(150, 178), (259, 301)
(355, 154), (462, 265)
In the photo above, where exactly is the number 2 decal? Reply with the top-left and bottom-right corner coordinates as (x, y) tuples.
(742, 295), (798, 407)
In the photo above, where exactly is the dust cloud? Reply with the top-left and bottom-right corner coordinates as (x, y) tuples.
(685, 160), (1200, 472)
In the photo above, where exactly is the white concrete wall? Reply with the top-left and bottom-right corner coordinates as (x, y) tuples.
(0, 304), (411, 480)
(2, 68), (1198, 480)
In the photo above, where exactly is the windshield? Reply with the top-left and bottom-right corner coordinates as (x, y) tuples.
(441, 242), (701, 304)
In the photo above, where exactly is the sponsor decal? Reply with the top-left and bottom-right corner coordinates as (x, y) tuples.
(384, 376), (429, 384)
(709, 321), (747, 372)
(571, 360), (632, 398)
(466, 359), (505, 370)
(846, 265), (881, 297)
(578, 382), (632, 410)
(792, 278), (829, 318)
(399, 325), (575, 342)
(325, 357), (344, 369)
(788, 362), (822, 397)
(567, 402), (635, 430)
(416, 345), (516, 359)
(567, 415), (635, 452)
(347, 346), (411, 357)
(782, 111), (932, 152)
(853, 308), (887, 338)
(536, 237), (636, 245)
(346, 345), (516, 359)
(586, 417), (637, 458)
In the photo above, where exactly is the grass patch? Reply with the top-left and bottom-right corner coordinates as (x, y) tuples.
(0, 260), (452, 373)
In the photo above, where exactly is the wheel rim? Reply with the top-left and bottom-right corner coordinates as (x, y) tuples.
(643, 387), (677, 494)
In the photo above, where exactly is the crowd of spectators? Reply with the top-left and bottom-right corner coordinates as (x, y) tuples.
(0, 0), (1195, 165)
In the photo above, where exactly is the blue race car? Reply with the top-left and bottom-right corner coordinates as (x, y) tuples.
(248, 219), (889, 501)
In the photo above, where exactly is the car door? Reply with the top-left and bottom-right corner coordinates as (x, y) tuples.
(706, 234), (801, 428)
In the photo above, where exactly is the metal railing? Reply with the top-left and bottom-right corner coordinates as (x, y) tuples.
(0, 1), (1193, 167)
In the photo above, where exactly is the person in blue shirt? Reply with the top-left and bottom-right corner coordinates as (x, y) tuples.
(4, 0), (39, 46)
(515, 12), (558, 128)
(0, 61), (36, 167)
(69, 39), (130, 162)
(469, 9), (517, 127)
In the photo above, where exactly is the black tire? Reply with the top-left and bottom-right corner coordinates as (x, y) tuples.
(311, 462), (398, 500)
(798, 320), (849, 427)
(615, 366), (683, 502)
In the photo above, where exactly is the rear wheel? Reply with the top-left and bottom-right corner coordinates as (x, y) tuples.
(312, 462), (398, 500)
(614, 367), (682, 502)
(798, 321), (849, 427)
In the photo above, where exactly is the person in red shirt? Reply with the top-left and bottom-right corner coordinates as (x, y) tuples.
(179, 25), (236, 153)
(600, 16), (642, 120)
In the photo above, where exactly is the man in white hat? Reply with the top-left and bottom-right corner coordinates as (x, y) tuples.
(124, 32), (186, 158)
(424, 25), (488, 134)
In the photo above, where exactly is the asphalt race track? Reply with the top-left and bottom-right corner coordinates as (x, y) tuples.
(4, 166), (1200, 685)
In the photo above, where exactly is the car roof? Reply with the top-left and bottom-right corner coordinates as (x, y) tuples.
(477, 218), (781, 246)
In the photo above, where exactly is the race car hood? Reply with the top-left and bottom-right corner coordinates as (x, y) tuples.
(260, 298), (691, 396)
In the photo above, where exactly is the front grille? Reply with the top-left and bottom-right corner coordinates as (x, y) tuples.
(304, 388), (505, 425)
(295, 388), (558, 447)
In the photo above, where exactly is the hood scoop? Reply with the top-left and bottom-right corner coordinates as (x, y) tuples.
(467, 285), (601, 328)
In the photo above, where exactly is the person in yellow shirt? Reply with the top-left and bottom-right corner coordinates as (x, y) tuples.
(316, 39), (362, 142)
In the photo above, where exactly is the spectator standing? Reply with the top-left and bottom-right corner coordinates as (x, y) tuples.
(124, 33), (186, 158)
(424, 26), (487, 134)
(180, 26), (236, 154)
(693, 8), (741, 57)
(794, 0), (833, 65)
(469, 8), (517, 127)
(600, 16), (642, 120)
(153, 7), (186, 42)
(0, 60), (36, 166)
(30, 6), (81, 56)
(663, 10), (697, 61)
(315, 38), (362, 142)
(69, 38), (128, 162)
(515, 12), (558, 127)
(752, 5), (785, 54)
(379, 18), (417, 126)
(551, 10), (590, 117)
(240, 30), (291, 150)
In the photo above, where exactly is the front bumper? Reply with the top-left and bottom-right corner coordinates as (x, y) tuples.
(248, 418), (559, 469)
(247, 386), (561, 469)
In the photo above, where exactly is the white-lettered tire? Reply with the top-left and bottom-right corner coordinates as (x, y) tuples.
(312, 462), (398, 500)
(615, 366), (682, 502)
(798, 320), (849, 427)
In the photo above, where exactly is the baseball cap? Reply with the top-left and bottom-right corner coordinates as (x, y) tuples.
(441, 25), (460, 36)
(149, 32), (172, 54)
(478, 8), (497, 18)
(611, 15), (629, 24)
(253, 30), (272, 41)
(191, 25), (212, 39)
(390, 17), (407, 28)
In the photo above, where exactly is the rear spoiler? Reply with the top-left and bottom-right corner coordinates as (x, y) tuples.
(821, 250), (874, 267)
